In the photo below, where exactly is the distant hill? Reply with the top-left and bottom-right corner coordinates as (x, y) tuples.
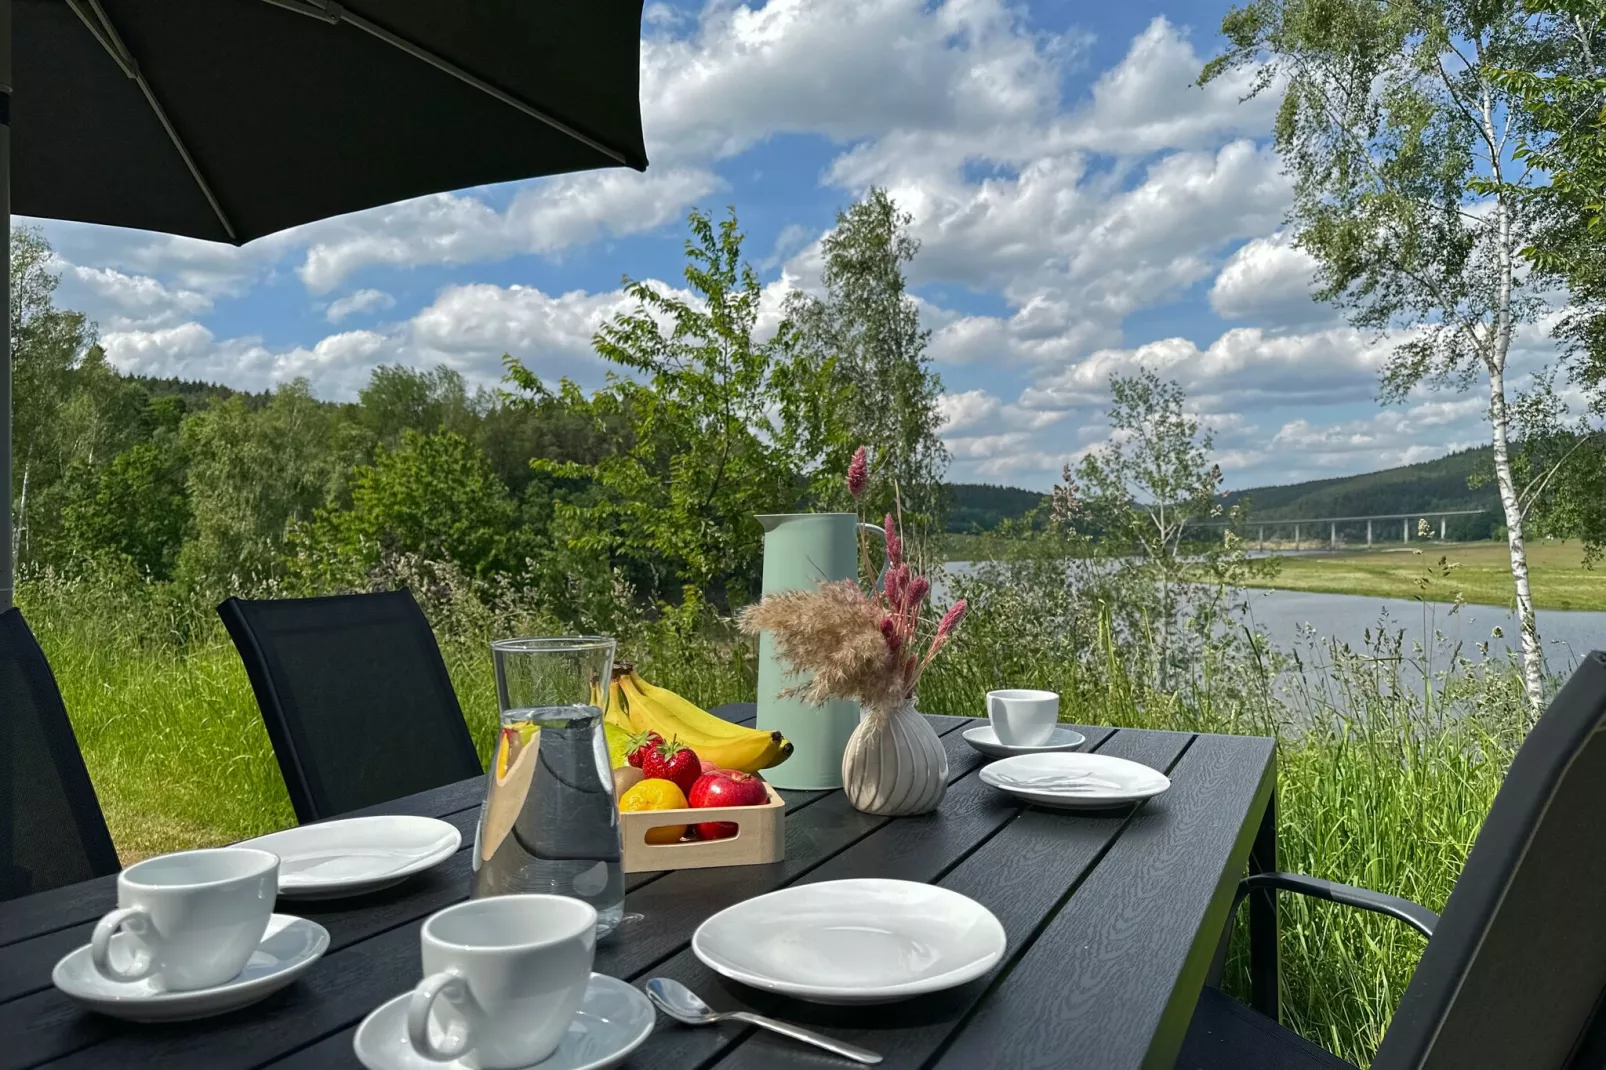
(1224, 446), (1501, 539)
(944, 483), (1047, 532)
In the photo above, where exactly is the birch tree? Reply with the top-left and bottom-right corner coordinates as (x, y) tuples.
(1201, 0), (1582, 709)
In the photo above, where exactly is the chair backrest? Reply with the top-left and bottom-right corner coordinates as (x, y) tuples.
(1375, 650), (1606, 1070)
(218, 590), (483, 822)
(0, 608), (119, 900)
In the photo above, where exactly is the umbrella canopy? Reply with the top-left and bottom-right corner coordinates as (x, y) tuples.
(0, 0), (648, 603)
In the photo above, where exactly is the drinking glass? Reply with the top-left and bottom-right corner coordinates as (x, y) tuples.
(471, 637), (624, 936)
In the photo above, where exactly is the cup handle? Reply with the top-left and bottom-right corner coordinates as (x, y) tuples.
(90, 907), (154, 982)
(407, 968), (475, 1062)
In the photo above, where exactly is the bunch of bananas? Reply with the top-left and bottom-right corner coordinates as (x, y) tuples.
(605, 668), (792, 773)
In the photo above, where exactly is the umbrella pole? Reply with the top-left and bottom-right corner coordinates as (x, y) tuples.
(0, 0), (12, 610)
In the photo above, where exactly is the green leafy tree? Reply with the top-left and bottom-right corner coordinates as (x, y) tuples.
(1493, 2), (1606, 379)
(355, 364), (474, 447)
(59, 437), (191, 578)
(783, 189), (948, 545)
(10, 228), (97, 558)
(506, 207), (847, 606)
(1051, 371), (1265, 691)
(296, 429), (526, 578)
(177, 380), (358, 595)
(1201, 0), (1586, 708)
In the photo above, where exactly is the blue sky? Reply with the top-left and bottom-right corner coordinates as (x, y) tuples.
(33, 0), (1534, 491)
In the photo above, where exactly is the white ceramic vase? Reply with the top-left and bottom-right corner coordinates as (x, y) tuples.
(841, 698), (948, 816)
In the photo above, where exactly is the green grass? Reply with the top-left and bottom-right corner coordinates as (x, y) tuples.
(1239, 540), (1606, 611)
(20, 570), (1527, 1069)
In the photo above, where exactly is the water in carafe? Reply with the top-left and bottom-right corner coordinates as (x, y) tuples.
(473, 637), (624, 936)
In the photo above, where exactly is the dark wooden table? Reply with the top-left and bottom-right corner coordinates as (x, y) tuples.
(0, 709), (1276, 1070)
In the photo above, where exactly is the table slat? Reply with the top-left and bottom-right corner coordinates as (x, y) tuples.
(930, 733), (1275, 1070)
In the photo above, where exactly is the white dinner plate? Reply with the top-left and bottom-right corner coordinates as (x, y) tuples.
(53, 914), (328, 1022)
(241, 816), (461, 899)
(692, 878), (1005, 1004)
(353, 974), (653, 1070)
(963, 724), (1086, 758)
(979, 752), (1170, 809)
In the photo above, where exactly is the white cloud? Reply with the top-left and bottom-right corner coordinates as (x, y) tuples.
(295, 167), (722, 292)
(1061, 18), (1278, 155)
(1210, 231), (1331, 327)
(102, 324), (390, 396)
(938, 390), (1002, 432)
(640, 0), (1075, 164)
(325, 288), (396, 323)
(55, 263), (213, 331)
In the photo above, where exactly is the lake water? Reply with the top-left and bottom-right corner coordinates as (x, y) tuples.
(941, 562), (1606, 670)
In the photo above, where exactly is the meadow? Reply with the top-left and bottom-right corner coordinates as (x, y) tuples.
(21, 560), (1535, 1068)
(1238, 540), (1606, 611)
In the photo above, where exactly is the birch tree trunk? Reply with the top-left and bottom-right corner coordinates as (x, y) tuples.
(1489, 356), (1544, 712)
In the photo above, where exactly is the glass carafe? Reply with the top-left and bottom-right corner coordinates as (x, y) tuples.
(472, 637), (624, 936)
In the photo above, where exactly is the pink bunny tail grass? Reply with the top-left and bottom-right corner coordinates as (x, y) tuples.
(936, 599), (968, 638)
(904, 576), (930, 607)
(881, 616), (903, 657)
(885, 567), (903, 609)
(847, 446), (869, 499)
(883, 513), (902, 567)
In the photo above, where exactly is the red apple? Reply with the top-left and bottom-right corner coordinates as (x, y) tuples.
(699, 758), (720, 775)
(688, 770), (767, 840)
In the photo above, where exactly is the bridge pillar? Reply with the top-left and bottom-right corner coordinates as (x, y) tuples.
(1403, 518), (1410, 543)
(1258, 526), (1264, 550)
(1367, 519), (1373, 547)
(1440, 517), (1446, 541)
(1293, 523), (1299, 550)
(1330, 521), (1336, 549)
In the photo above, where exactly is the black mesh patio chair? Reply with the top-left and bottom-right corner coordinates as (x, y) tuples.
(0, 608), (120, 901)
(218, 590), (483, 822)
(1180, 649), (1606, 1070)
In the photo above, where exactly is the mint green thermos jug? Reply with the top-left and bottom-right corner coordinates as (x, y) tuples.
(753, 513), (867, 789)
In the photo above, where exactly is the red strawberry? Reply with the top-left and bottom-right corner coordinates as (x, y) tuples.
(642, 738), (701, 797)
(626, 730), (664, 769)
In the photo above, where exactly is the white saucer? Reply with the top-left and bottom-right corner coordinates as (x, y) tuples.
(693, 878), (1005, 1004)
(353, 973), (654, 1070)
(963, 724), (1086, 758)
(979, 752), (1170, 809)
(240, 816), (461, 899)
(52, 914), (328, 1022)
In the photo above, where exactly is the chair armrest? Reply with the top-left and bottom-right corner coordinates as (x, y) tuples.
(1235, 872), (1439, 939)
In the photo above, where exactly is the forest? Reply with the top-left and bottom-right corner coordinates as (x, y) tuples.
(11, 193), (946, 629)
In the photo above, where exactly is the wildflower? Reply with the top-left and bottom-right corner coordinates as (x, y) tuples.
(883, 513), (902, 567)
(935, 599), (967, 638)
(847, 446), (869, 499)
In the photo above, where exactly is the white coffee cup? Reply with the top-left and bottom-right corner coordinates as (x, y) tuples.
(987, 689), (1060, 747)
(407, 894), (598, 1070)
(90, 847), (278, 992)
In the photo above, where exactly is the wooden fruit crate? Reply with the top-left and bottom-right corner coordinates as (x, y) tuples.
(619, 780), (785, 873)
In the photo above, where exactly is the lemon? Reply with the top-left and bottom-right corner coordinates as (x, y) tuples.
(619, 778), (689, 844)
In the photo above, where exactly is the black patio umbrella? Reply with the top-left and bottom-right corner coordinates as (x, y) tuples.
(0, 0), (648, 604)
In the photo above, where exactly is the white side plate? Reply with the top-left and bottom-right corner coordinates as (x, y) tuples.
(963, 724), (1086, 758)
(53, 914), (328, 1022)
(979, 752), (1170, 809)
(353, 973), (654, 1070)
(241, 815), (461, 900)
(693, 878), (1006, 1004)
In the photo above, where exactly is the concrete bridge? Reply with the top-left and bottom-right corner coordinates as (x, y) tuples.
(1193, 509), (1488, 550)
